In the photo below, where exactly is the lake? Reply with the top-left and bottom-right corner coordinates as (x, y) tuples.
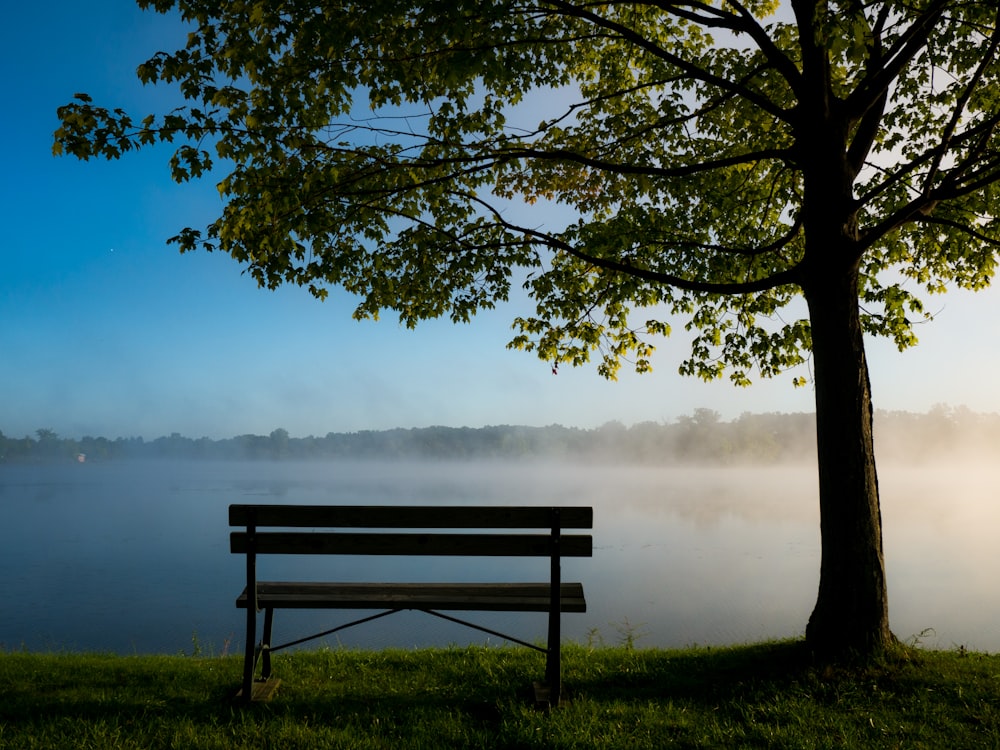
(2, 459), (998, 654)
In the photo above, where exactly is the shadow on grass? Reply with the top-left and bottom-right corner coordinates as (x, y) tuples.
(2, 641), (815, 722)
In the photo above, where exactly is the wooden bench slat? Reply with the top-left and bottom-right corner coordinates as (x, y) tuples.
(237, 582), (587, 613)
(229, 504), (593, 529)
(231, 531), (593, 557)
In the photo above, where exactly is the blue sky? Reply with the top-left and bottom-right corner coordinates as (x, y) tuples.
(2, 2), (999, 441)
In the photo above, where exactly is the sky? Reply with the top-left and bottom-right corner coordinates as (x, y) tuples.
(3, 2), (1000, 441)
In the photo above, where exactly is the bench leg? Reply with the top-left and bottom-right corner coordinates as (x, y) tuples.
(545, 609), (562, 708)
(241, 604), (256, 702)
(261, 607), (275, 680)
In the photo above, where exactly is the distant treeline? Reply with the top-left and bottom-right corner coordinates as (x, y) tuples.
(2, 406), (996, 465)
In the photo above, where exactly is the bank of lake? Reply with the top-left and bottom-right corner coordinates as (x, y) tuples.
(2, 641), (998, 749)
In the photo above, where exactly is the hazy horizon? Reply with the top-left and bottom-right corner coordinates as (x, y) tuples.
(6, 407), (998, 467)
(1, 402), (989, 437)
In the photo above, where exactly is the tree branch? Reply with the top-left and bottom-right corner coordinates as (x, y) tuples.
(843, 0), (951, 120)
(941, 161), (1000, 200)
(643, 0), (745, 29)
(542, 0), (794, 123)
(914, 214), (1000, 248)
(507, 144), (792, 179)
(720, 0), (804, 95)
(645, 0), (803, 95)
(846, 89), (889, 178)
(856, 111), (1000, 211)
(661, 213), (803, 258)
(492, 214), (803, 294)
(858, 193), (942, 252)
(845, 6), (892, 176)
(922, 6), (1000, 198)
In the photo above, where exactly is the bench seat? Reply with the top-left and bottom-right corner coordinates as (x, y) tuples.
(237, 581), (587, 612)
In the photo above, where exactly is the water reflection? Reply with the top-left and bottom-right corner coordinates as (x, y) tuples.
(1, 460), (997, 653)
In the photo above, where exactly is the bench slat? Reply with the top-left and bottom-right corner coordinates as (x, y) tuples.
(229, 504), (593, 529)
(237, 582), (587, 613)
(231, 531), (592, 557)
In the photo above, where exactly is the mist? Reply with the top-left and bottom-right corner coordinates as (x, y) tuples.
(3, 449), (998, 654)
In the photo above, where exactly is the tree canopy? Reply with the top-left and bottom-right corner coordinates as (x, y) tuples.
(56, 1), (1000, 383)
(55, 0), (1000, 656)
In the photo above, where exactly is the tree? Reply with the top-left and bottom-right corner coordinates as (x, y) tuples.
(269, 427), (290, 458)
(54, 1), (1000, 657)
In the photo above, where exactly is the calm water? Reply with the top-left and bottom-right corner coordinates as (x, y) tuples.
(2, 460), (997, 654)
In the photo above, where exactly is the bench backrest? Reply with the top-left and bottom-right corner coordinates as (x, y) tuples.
(229, 504), (593, 558)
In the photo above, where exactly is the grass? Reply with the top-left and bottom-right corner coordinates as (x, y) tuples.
(2, 641), (999, 749)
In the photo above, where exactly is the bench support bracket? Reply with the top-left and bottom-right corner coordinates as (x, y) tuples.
(242, 606), (564, 706)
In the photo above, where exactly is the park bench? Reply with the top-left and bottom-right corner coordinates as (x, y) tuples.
(229, 503), (593, 706)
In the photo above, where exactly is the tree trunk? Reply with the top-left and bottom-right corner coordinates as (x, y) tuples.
(802, 261), (893, 656)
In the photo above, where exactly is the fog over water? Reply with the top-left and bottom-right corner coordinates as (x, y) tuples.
(2, 458), (998, 654)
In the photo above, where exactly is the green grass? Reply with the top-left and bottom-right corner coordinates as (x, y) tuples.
(2, 641), (999, 749)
